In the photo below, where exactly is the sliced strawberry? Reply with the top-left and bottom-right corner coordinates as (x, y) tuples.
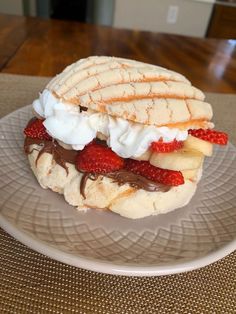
(125, 159), (184, 186)
(24, 118), (51, 140)
(188, 129), (228, 145)
(150, 139), (183, 153)
(76, 142), (124, 173)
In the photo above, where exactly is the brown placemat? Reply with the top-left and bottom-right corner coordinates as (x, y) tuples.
(0, 73), (235, 313)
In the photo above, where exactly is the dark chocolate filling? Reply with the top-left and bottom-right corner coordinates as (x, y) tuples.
(105, 170), (170, 192)
(24, 135), (171, 197)
(24, 137), (78, 175)
(80, 105), (88, 112)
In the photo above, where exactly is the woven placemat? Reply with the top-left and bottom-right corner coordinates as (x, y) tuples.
(0, 74), (235, 313)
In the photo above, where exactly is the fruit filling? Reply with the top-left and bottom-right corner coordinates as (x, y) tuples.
(188, 129), (228, 145)
(76, 141), (124, 173)
(24, 118), (228, 193)
(150, 139), (183, 153)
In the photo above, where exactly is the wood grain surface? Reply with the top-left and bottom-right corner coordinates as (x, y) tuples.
(207, 4), (236, 39)
(0, 14), (236, 93)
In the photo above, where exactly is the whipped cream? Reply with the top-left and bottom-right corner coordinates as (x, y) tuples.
(33, 90), (188, 158)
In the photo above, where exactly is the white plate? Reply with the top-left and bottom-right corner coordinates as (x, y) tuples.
(0, 106), (236, 276)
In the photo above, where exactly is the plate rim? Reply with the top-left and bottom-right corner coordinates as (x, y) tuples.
(0, 214), (235, 276)
(0, 106), (236, 276)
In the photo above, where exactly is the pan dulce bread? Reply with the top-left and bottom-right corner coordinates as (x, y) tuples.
(47, 56), (212, 127)
(23, 56), (228, 219)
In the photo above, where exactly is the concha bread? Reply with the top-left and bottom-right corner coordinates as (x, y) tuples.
(47, 56), (213, 127)
(28, 144), (201, 219)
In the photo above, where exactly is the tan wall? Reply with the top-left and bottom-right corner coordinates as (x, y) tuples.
(113, 0), (214, 37)
(0, 0), (23, 15)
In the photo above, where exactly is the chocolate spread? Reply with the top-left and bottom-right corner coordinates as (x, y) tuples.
(78, 170), (170, 199)
(106, 170), (170, 191)
(24, 137), (77, 174)
(24, 134), (171, 197)
(80, 173), (99, 198)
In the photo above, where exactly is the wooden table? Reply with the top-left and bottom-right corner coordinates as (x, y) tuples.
(0, 14), (236, 93)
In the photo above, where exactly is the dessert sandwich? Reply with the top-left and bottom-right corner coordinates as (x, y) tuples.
(24, 56), (228, 219)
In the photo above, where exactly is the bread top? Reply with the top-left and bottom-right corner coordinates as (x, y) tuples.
(46, 56), (213, 128)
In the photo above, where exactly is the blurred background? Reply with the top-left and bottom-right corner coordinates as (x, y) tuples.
(0, 0), (236, 38)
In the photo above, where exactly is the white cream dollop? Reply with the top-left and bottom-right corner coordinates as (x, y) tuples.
(33, 90), (188, 158)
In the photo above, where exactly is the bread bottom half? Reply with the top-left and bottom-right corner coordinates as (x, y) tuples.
(27, 144), (201, 219)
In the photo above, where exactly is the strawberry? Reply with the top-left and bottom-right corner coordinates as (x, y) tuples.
(188, 129), (228, 145)
(76, 142), (124, 173)
(24, 118), (51, 140)
(150, 139), (183, 153)
(125, 159), (184, 186)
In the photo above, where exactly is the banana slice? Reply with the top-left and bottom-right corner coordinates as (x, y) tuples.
(150, 149), (204, 171)
(183, 135), (213, 156)
(132, 150), (152, 161)
(182, 168), (199, 180)
(96, 132), (108, 141)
